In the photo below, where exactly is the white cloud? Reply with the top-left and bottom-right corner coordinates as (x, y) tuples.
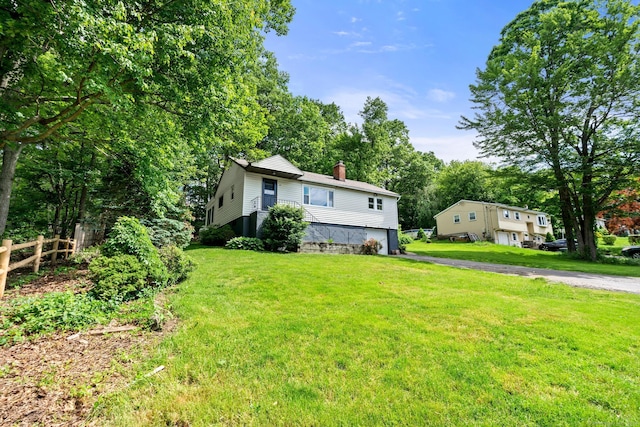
(350, 41), (372, 47)
(351, 17), (361, 23)
(428, 88), (456, 103)
(333, 31), (352, 37)
(410, 135), (482, 162)
(397, 11), (406, 21)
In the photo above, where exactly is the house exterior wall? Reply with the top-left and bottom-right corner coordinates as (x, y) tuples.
(209, 162), (245, 227)
(243, 172), (398, 230)
(435, 200), (551, 246)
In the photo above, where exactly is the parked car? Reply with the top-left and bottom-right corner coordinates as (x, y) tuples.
(539, 239), (573, 251)
(621, 246), (640, 259)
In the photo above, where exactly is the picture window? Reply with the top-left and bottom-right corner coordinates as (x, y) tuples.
(304, 185), (334, 207)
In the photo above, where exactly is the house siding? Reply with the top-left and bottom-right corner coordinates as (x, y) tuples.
(244, 172), (398, 230)
(435, 200), (551, 246)
(210, 162), (245, 227)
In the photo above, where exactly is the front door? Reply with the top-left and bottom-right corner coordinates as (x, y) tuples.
(262, 178), (277, 210)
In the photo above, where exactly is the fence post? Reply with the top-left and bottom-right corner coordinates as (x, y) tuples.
(64, 237), (70, 260)
(51, 234), (60, 266)
(33, 235), (44, 273)
(0, 239), (12, 299)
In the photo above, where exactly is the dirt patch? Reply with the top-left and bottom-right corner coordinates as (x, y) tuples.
(0, 267), (176, 426)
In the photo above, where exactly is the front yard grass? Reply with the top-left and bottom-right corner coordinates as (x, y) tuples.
(408, 240), (640, 277)
(95, 247), (640, 426)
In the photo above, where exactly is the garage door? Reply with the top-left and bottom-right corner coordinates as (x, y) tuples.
(496, 232), (509, 246)
(366, 228), (387, 255)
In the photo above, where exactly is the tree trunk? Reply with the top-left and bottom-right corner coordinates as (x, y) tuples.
(0, 144), (23, 236)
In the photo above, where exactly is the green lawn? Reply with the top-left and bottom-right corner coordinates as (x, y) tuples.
(407, 239), (640, 277)
(95, 247), (640, 426)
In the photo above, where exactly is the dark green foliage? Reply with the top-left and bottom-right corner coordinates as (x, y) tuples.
(629, 235), (640, 244)
(225, 237), (265, 251)
(261, 205), (308, 252)
(88, 255), (150, 301)
(0, 292), (115, 342)
(159, 245), (195, 285)
(398, 234), (413, 253)
(545, 232), (556, 242)
(603, 235), (617, 245)
(199, 225), (236, 246)
(362, 238), (382, 255)
(143, 218), (194, 249)
(417, 228), (426, 240)
(102, 216), (167, 285)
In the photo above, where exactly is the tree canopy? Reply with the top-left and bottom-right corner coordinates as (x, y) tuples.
(0, 0), (294, 235)
(459, 0), (640, 259)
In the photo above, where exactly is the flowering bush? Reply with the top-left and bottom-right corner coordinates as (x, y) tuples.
(362, 238), (382, 255)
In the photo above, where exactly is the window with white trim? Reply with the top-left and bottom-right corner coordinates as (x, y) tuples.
(304, 186), (334, 207)
(469, 212), (477, 221)
(453, 214), (461, 224)
(537, 215), (548, 226)
(368, 197), (383, 211)
(503, 209), (510, 219)
(514, 212), (520, 220)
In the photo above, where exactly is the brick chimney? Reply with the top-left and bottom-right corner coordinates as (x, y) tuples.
(333, 160), (346, 181)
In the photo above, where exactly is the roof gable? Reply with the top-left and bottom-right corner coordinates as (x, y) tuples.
(240, 154), (303, 178)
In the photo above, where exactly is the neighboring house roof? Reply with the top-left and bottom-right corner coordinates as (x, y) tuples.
(231, 155), (399, 197)
(434, 199), (549, 218)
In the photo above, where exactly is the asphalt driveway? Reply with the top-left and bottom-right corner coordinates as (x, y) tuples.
(399, 254), (640, 294)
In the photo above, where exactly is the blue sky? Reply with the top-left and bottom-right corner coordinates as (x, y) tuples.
(264, 0), (536, 163)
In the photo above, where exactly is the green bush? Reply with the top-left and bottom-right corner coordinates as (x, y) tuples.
(199, 225), (236, 246)
(159, 245), (195, 285)
(225, 237), (265, 251)
(89, 255), (150, 301)
(0, 292), (115, 342)
(362, 238), (382, 255)
(261, 205), (308, 252)
(398, 233), (413, 253)
(416, 228), (426, 240)
(629, 235), (640, 245)
(102, 216), (167, 286)
(143, 218), (193, 249)
(545, 232), (556, 242)
(603, 235), (617, 245)
(71, 246), (102, 265)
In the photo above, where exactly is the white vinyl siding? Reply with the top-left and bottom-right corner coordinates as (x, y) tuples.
(210, 162), (245, 227)
(242, 172), (398, 229)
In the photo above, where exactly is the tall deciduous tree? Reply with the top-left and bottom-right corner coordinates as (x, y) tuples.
(0, 0), (294, 236)
(459, 0), (640, 260)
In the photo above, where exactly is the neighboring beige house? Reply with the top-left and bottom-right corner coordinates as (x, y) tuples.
(434, 200), (552, 247)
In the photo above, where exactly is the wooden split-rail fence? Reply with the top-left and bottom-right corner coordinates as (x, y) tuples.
(0, 235), (76, 299)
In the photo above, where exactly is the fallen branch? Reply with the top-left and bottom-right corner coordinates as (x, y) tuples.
(87, 326), (137, 335)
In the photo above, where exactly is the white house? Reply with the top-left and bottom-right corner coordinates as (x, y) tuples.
(205, 155), (400, 254)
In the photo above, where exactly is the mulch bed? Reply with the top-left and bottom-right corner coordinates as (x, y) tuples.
(0, 267), (175, 426)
